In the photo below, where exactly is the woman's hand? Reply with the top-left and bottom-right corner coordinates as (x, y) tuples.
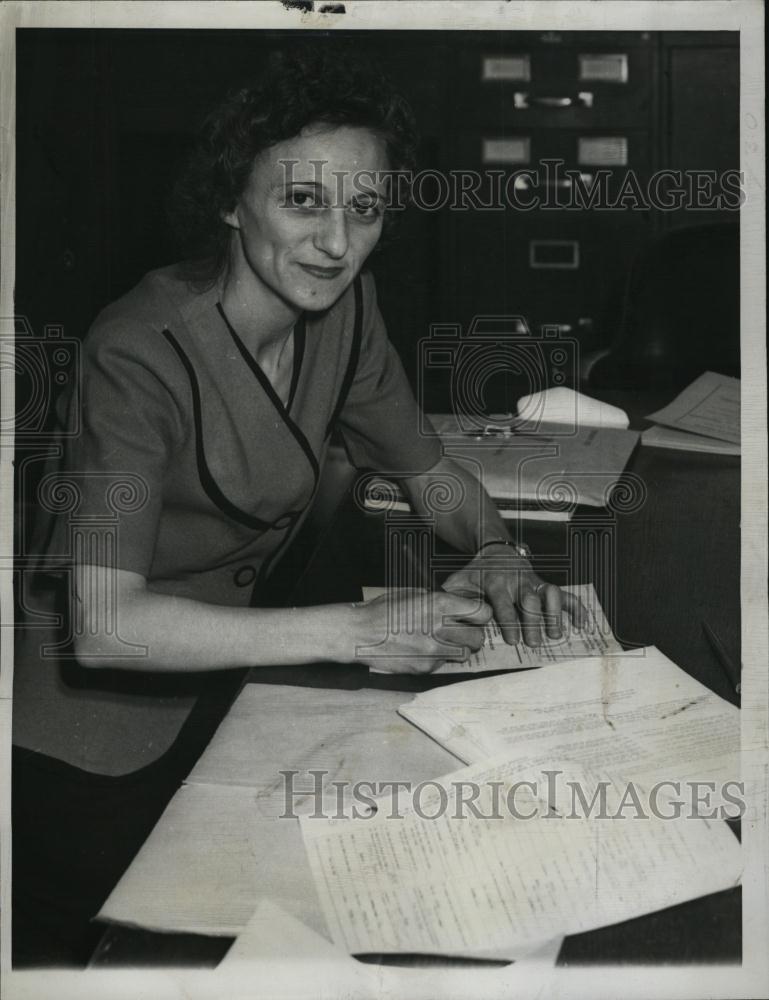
(352, 588), (493, 674)
(442, 545), (589, 647)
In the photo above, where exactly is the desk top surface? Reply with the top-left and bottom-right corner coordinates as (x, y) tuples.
(92, 400), (742, 968)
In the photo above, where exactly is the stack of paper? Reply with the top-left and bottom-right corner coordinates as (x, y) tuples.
(426, 412), (640, 508)
(361, 582), (622, 675)
(185, 683), (458, 804)
(642, 371), (740, 455)
(397, 646), (741, 808)
(97, 648), (741, 962)
(298, 647), (741, 958)
(363, 407), (639, 521)
(300, 759), (741, 959)
(97, 683), (459, 937)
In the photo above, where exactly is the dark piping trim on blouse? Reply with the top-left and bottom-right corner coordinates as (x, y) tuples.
(215, 304), (320, 484)
(161, 328), (304, 532)
(252, 276), (365, 591)
(286, 318), (305, 415)
(158, 275), (362, 570)
(325, 275), (363, 440)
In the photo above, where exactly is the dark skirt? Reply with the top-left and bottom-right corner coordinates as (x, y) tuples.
(11, 668), (246, 968)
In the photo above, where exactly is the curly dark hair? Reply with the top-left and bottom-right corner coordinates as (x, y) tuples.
(169, 44), (419, 283)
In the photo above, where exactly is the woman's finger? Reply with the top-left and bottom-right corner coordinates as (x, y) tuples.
(484, 581), (522, 645)
(441, 646), (472, 664)
(559, 590), (592, 632)
(439, 590), (494, 624)
(517, 584), (544, 647)
(438, 621), (487, 654)
(539, 583), (563, 640)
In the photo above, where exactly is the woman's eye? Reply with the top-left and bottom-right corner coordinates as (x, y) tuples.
(350, 198), (383, 219)
(285, 190), (322, 210)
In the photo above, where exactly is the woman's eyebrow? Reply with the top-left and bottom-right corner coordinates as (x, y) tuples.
(273, 178), (386, 204)
(274, 179), (325, 190)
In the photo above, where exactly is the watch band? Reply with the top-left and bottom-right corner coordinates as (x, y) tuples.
(477, 538), (532, 560)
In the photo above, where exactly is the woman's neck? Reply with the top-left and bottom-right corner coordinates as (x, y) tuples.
(220, 259), (301, 358)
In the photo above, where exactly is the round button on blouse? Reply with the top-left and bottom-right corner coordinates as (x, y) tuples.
(271, 513), (298, 531)
(234, 565), (257, 588)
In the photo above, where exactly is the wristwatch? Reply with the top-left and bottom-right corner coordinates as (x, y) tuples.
(477, 539), (532, 560)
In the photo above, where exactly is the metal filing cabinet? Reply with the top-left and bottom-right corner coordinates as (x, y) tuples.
(440, 31), (657, 362)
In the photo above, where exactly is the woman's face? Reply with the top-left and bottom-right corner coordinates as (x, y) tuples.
(224, 123), (390, 314)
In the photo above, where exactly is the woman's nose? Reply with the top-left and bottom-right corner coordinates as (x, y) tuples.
(313, 208), (349, 259)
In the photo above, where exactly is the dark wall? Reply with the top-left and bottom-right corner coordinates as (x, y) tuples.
(15, 29), (449, 382)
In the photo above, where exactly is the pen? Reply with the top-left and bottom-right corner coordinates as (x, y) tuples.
(701, 621), (741, 696)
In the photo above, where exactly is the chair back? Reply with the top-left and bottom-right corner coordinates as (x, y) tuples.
(588, 222), (739, 392)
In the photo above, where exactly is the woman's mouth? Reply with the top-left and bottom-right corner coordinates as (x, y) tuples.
(298, 263), (344, 280)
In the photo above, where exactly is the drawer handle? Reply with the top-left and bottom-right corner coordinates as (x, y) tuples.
(514, 172), (594, 192)
(540, 319), (594, 335)
(514, 91), (594, 109)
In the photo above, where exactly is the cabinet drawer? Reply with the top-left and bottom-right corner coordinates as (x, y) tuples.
(441, 130), (652, 209)
(447, 127), (650, 170)
(440, 211), (650, 345)
(451, 36), (653, 128)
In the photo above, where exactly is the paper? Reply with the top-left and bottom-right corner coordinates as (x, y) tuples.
(397, 647), (741, 808)
(219, 899), (347, 965)
(439, 582), (620, 674)
(220, 898), (563, 970)
(427, 413), (640, 507)
(98, 784), (327, 937)
(300, 759), (741, 958)
(97, 778), (565, 960)
(187, 682), (458, 804)
(641, 424), (741, 456)
(98, 683), (458, 936)
(99, 683), (459, 936)
(215, 901), (387, 1000)
(95, 651), (740, 947)
(517, 387), (630, 430)
(361, 583), (622, 675)
(645, 371), (740, 444)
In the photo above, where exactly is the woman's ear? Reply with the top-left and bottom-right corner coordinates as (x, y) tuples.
(222, 206), (240, 229)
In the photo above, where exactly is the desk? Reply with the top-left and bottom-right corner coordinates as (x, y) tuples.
(91, 405), (742, 967)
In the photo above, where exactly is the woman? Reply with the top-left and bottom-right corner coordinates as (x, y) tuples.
(12, 47), (585, 965)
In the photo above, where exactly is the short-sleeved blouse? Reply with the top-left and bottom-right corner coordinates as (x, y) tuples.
(13, 263), (441, 774)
